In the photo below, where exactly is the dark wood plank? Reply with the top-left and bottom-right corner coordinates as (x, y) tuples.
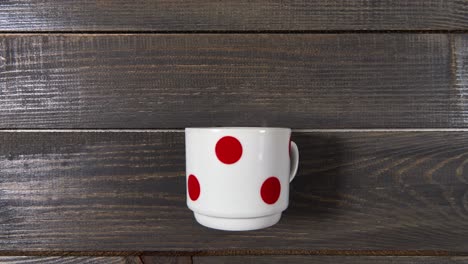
(0, 34), (463, 129)
(1, 1), (468, 31)
(141, 256), (191, 264)
(194, 256), (468, 264)
(0, 256), (141, 263)
(1, 131), (468, 252)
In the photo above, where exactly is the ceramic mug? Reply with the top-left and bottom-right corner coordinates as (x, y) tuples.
(185, 127), (299, 231)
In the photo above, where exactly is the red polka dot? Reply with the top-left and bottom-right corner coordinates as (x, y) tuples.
(261, 177), (281, 204)
(188, 174), (200, 201)
(215, 136), (243, 164)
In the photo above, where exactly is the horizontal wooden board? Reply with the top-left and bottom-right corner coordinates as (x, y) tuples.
(194, 256), (468, 264)
(0, 256), (141, 263)
(1, 34), (466, 129)
(0, 131), (468, 252)
(1, 1), (468, 31)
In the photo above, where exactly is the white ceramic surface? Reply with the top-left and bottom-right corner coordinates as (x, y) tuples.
(185, 127), (299, 231)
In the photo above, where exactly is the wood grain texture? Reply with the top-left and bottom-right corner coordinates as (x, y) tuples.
(194, 256), (468, 264)
(454, 35), (468, 126)
(0, 1), (468, 31)
(0, 131), (468, 252)
(141, 256), (191, 264)
(0, 34), (464, 129)
(0, 256), (141, 263)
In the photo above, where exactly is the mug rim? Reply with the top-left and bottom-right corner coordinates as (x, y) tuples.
(185, 127), (290, 132)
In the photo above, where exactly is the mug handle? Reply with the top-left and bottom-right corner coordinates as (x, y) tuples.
(289, 141), (299, 182)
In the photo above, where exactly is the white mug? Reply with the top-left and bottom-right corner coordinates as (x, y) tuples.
(185, 127), (299, 231)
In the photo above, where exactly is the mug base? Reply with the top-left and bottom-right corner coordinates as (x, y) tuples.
(194, 212), (281, 231)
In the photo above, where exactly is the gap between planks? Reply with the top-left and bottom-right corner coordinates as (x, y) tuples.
(1, 129), (468, 133)
(0, 250), (467, 257)
(1, 30), (468, 35)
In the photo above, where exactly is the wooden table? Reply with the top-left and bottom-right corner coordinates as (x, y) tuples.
(1, 1), (468, 263)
